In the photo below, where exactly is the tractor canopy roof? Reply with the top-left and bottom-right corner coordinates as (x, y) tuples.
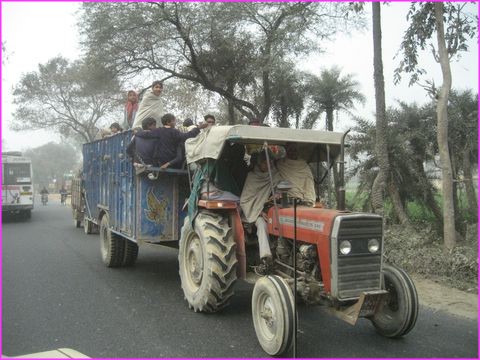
(185, 125), (346, 164)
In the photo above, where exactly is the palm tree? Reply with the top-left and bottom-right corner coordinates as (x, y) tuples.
(371, 2), (391, 217)
(304, 67), (365, 131)
(348, 103), (438, 226)
(304, 66), (365, 197)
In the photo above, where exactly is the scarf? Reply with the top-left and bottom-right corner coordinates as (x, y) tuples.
(125, 100), (139, 127)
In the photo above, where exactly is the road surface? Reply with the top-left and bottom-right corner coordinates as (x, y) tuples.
(2, 198), (477, 358)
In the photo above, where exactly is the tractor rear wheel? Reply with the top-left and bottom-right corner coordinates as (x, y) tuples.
(371, 264), (419, 338)
(100, 214), (125, 268)
(178, 211), (237, 313)
(252, 275), (295, 356)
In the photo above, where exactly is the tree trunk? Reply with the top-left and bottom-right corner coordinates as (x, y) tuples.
(462, 147), (477, 221)
(228, 99), (236, 125)
(279, 94), (289, 128)
(434, 2), (456, 251)
(325, 107), (340, 202)
(371, 3), (390, 216)
(387, 180), (409, 225)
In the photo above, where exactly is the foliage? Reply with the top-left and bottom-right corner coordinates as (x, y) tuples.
(303, 67), (365, 130)
(12, 57), (123, 143)
(447, 89), (478, 165)
(394, 2), (477, 86)
(79, 2), (364, 124)
(384, 224), (478, 289)
(348, 101), (439, 223)
(270, 63), (306, 128)
(162, 79), (220, 124)
(24, 142), (79, 188)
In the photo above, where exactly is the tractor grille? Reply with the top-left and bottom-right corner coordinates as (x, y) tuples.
(334, 216), (383, 300)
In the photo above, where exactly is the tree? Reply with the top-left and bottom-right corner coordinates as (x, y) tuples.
(370, 3), (394, 218)
(12, 56), (123, 143)
(394, 2), (477, 250)
(79, 2), (364, 123)
(304, 66), (365, 195)
(349, 94), (476, 234)
(446, 89), (478, 226)
(270, 63), (306, 128)
(24, 142), (79, 189)
(163, 79), (219, 124)
(304, 67), (365, 132)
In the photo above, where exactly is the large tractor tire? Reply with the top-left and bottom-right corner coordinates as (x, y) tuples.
(100, 214), (125, 268)
(123, 240), (139, 267)
(370, 264), (419, 338)
(252, 275), (295, 356)
(178, 211), (237, 313)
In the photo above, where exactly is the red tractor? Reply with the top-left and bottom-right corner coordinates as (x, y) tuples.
(179, 125), (418, 356)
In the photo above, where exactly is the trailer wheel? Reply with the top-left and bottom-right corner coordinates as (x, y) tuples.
(371, 264), (419, 338)
(252, 275), (295, 356)
(84, 219), (93, 234)
(100, 214), (125, 267)
(123, 240), (139, 266)
(73, 210), (82, 228)
(178, 211), (237, 313)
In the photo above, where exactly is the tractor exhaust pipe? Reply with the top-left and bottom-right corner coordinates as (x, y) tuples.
(337, 129), (350, 211)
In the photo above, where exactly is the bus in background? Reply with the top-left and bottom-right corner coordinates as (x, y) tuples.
(2, 151), (34, 219)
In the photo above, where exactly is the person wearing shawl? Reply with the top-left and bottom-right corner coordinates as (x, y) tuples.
(124, 90), (139, 129)
(240, 150), (281, 274)
(132, 80), (164, 129)
(276, 142), (316, 207)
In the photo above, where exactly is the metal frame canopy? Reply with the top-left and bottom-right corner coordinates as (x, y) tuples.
(185, 125), (346, 164)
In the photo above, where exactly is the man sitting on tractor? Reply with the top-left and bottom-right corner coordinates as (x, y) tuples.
(276, 142), (316, 207)
(240, 150), (281, 274)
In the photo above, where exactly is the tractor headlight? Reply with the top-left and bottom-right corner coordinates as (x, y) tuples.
(368, 238), (380, 253)
(339, 240), (352, 255)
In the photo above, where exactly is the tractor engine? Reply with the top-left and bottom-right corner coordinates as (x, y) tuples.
(295, 244), (324, 304)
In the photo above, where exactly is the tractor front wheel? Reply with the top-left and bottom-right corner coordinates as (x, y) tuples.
(370, 264), (419, 338)
(252, 275), (295, 356)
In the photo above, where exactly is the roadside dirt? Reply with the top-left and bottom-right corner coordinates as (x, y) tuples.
(412, 274), (478, 320)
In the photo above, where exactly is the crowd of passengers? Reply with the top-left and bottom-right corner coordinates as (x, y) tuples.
(102, 80), (318, 275)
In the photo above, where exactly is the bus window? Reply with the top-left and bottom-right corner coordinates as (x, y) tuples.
(4, 163), (31, 185)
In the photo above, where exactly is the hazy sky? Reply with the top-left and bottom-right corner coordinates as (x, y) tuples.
(1, 2), (478, 152)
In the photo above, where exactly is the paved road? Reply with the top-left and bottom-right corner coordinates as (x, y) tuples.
(2, 199), (478, 358)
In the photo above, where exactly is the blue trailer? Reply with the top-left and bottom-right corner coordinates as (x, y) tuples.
(82, 130), (189, 266)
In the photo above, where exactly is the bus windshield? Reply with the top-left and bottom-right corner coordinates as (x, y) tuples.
(3, 163), (32, 185)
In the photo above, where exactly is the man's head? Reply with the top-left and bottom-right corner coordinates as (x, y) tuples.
(151, 80), (163, 96)
(257, 150), (273, 172)
(142, 117), (157, 130)
(161, 113), (176, 127)
(204, 114), (216, 127)
(285, 142), (298, 160)
(110, 122), (122, 133)
(183, 118), (194, 127)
